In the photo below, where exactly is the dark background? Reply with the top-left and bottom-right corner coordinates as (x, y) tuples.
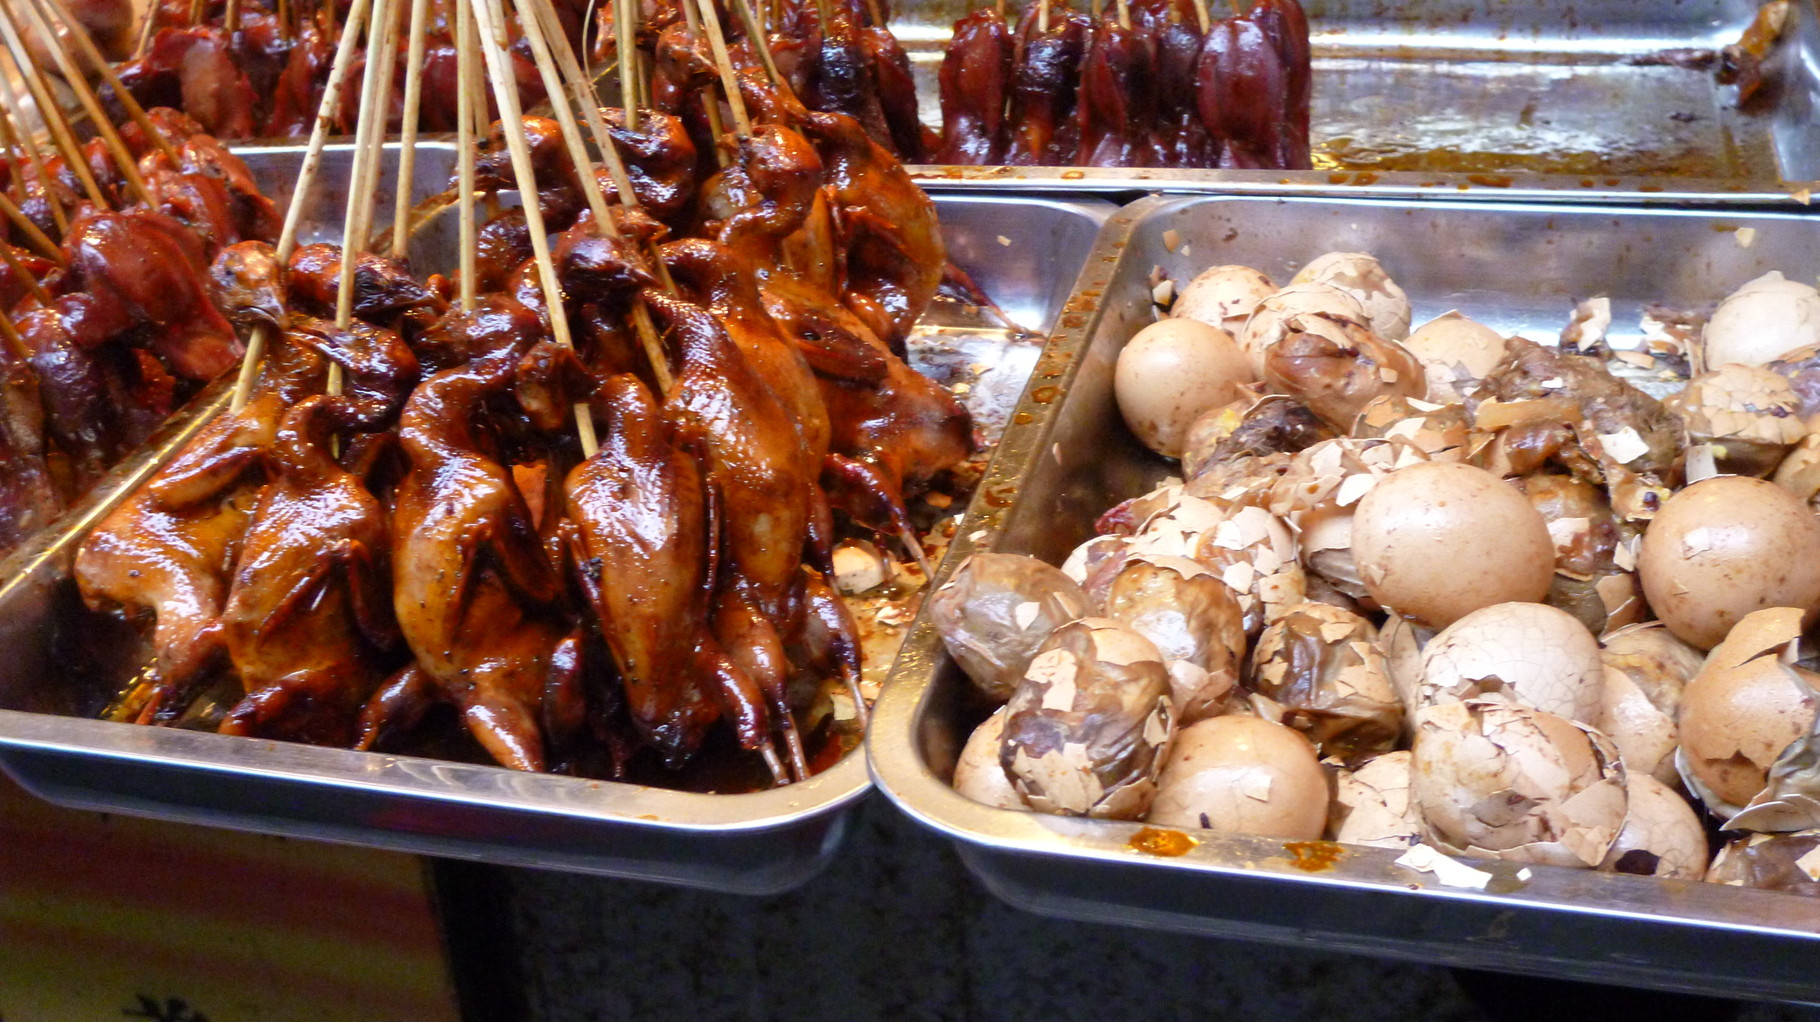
(444, 799), (1820, 1022)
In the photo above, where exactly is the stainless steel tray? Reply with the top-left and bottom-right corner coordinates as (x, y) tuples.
(869, 194), (1820, 997)
(894, 0), (1820, 203)
(0, 141), (1111, 892)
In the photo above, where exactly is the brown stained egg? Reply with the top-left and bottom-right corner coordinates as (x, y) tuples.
(1172, 265), (1278, 335)
(1263, 313), (1426, 429)
(1291, 251), (1413, 341)
(1601, 622), (1703, 712)
(1418, 602), (1605, 723)
(1103, 556), (1247, 723)
(1148, 716), (1329, 839)
(1679, 649), (1819, 812)
(1638, 475), (1820, 650)
(953, 707), (1030, 812)
(1705, 830), (1820, 896)
(1179, 397), (1255, 480)
(1351, 461), (1556, 628)
(1598, 774), (1709, 881)
(1402, 311), (1507, 404)
(1330, 750), (1422, 849)
(929, 553), (1092, 702)
(1249, 602), (1403, 760)
(1116, 318), (1254, 457)
(1000, 619), (1175, 819)
(1596, 664), (1681, 786)
(1665, 364), (1805, 477)
(1411, 701), (1627, 868)
(1238, 283), (1370, 378)
(1701, 271), (1820, 370)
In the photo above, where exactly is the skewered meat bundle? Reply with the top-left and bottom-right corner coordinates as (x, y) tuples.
(64, 0), (986, 788)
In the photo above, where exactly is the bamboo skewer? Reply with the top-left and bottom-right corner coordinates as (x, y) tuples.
(40, 0), (182, 166)
(516, 0), (673, 394)
(694, 0), (751, 137)
(675, 0), (727, 160)
(133, 1), (158, 58)
(228, 0), (377, 413)
(1191, 0), (1210, 32)
(456, 0), (479, 313)
(0, 302), (29, 361)
(470, 0), (599, 457)
(0, 239), (54, 307)
(728, 0), (782, 92)
(0, 190), (63, 263)
(0, 19), (107, 208)
(1115, 0), (1130, 28)
(189, 0), (209, 26)
(1039, 0), (1050, 33)
(225, 0), (243, 32)
(613, 0), (639, 125)
(333, 0), (400, 406)
(0, 87), (66, 234)
(390, 0), (433, 260)
(12, 0), (157, 209)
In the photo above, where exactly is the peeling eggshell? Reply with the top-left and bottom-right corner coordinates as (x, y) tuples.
(1264, 313), (1426, 429)
(1173, 264), (1278, 336)
(1148, 716), (1329, 839)
(1601, 622), (1703, 712)
(1700, 271), (1820, 371)
(1596, 664), (1681, 786)
(1352, 461), (1555, 629)
(1179, 396), (1256, 480)
(1403, 312), (1507, 404)
(1189, 503), (1306, 636)
(1238, 283), (1370, 378)
(1266, 436), (1430, 606)
(1250, 602), (1403, 760)
(1116, 318), (1255, 457)
(1728, 698), (1820, 833)
(1060, 534), (1131, 597)
(1411, 701), (1627, 868)
(1772, 432), (1820, 510)
(1677, 608), (1820, 816)
(1599, 774), (1709, 881)
(1000, 619), (1175, 819)
(1351, 395), (1472, 459)
(953, 707), (1030, 811)
(1103, 556), (1247, 723)
(1665, 364), (1805, 477)
(1379, 615), (1433, 738)
(1419, 602), (1604, 723)
(930, 553), (1092, 702)
(1330, 751), (1422, 849)
(1292, 252), (1413, 341)
(1705, 830), (1820, 896)
(1638, 475), (1820, 649)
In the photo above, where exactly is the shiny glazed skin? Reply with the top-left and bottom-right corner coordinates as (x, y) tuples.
(391, 343), (574, 773)
(219, 397), (398, 744)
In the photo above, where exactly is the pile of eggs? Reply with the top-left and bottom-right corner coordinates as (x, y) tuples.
(932, 252), (1820, 895)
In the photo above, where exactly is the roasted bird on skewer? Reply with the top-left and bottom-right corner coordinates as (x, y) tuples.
(63, 0), (991, 789)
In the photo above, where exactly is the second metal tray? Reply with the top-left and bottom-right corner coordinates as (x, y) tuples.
(0, 138), (1111, 892)
(870, 193), (1820, 998)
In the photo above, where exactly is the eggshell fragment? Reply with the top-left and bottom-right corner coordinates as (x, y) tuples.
(1172, 264), (1277, 335)
(1419, 602), (1604, 723)
(1599, 774), (1708, 881)
(1411, 701), (1627, 868)
(1330, 750), (1422, 849)
(1352, 461), (1555, 628)
(1116, 318), (1254, 457)
(1250, 602), (1402, 759)
(1664, 364), (1805, 477)
(1292, 251), (1413, 340)
(1705, 830), (1820, 895)
(1596, 664), (1681, 786)
(1103, 556), (1246, 723)
(1637, 476), (1820, 649)
(953, 708), (1030, 811)
(1149, 716), (1328, 838)
(1403, 311), (1506, 404)
(1678, 639), (1819, 812)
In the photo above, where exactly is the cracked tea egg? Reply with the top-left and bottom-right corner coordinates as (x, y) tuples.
(1418, 601), (1604, 724)
(1148, 716), (1328, 839)
(1116, 318), (1254, 457)
(1291, 251), (1412, 341)
(1351, 461), (1555, 628)
(953, 707), (1029, 812)
(1637, 475), (1820, 649)
(1172, 264), (1277, 335)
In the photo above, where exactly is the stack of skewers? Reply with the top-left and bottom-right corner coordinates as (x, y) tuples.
(19, 0), (982, 790)
(0, 0), (285, 557)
